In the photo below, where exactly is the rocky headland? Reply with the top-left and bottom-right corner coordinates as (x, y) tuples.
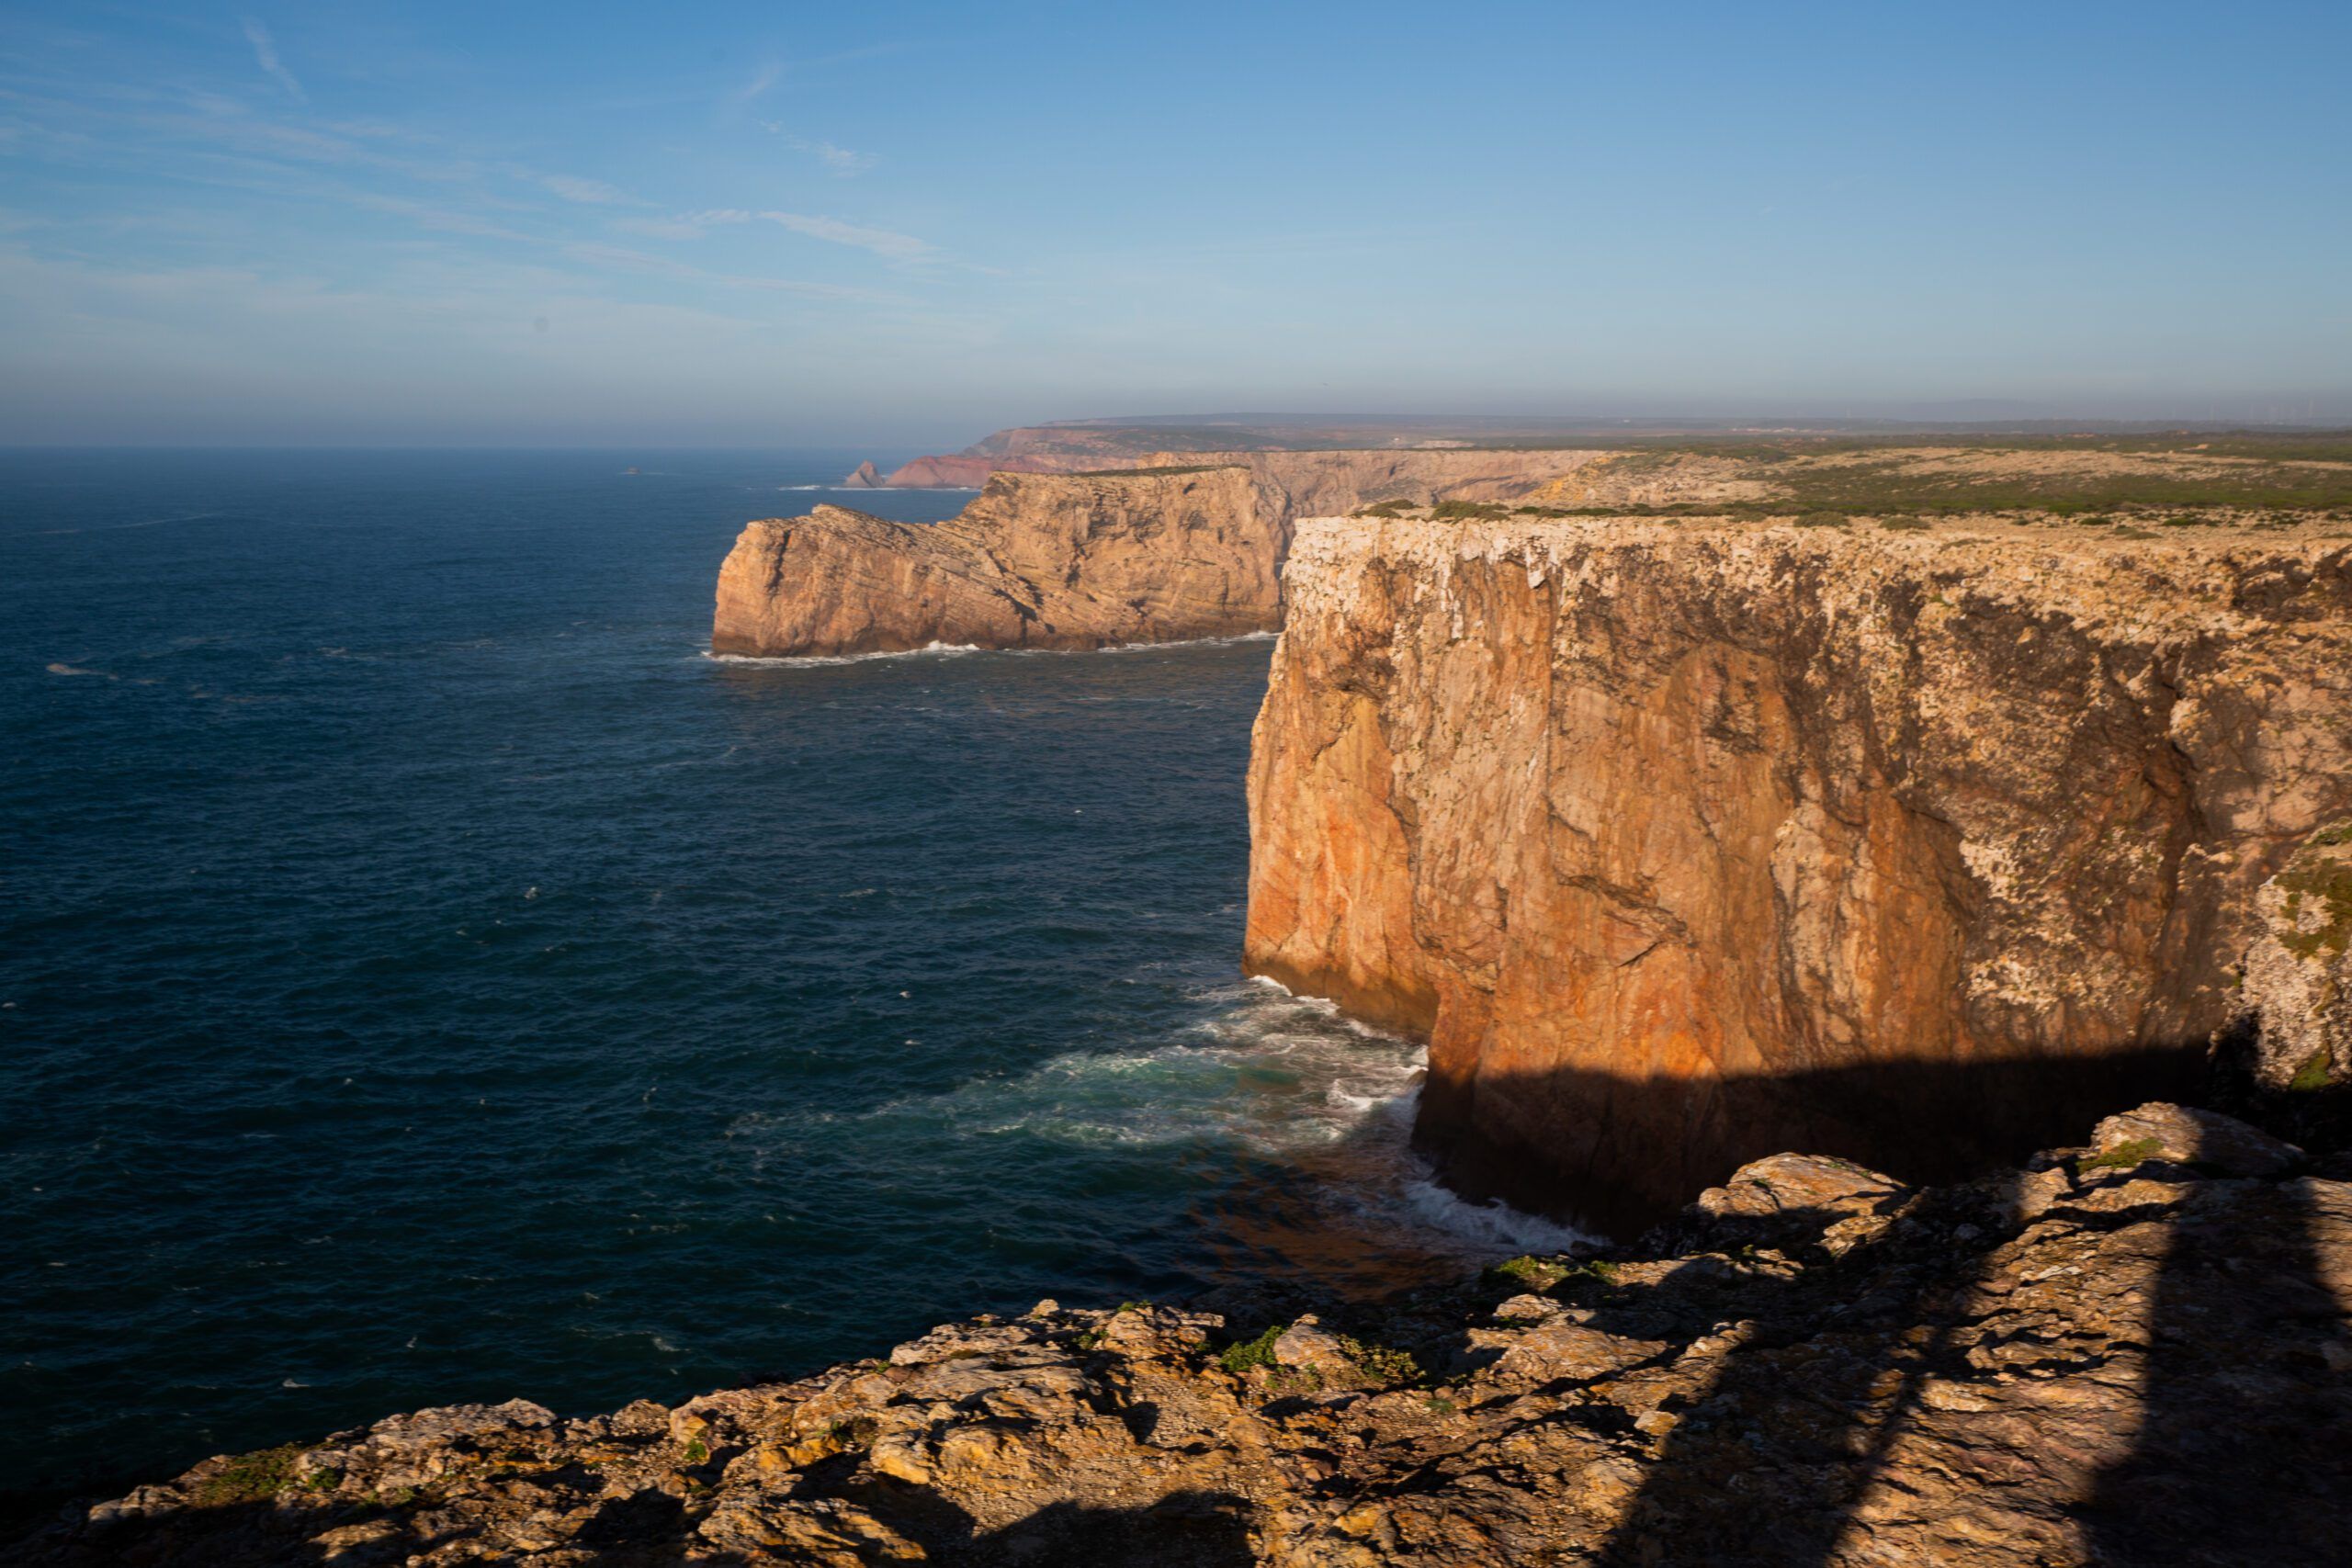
(710, 450), (1623, 659)
(22, 1102), (2351, 1565)
(1247, 508), (2352, 1234)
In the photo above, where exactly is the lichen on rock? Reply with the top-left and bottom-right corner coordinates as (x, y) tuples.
(2245, 821), (2352, 1091)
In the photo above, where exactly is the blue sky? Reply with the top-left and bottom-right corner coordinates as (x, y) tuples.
(2, 2), (2347, 446)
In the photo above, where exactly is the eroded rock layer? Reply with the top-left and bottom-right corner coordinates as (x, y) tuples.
(1246, 513), (2352, 1232)
(24, 1108), (2352, 1567)
(709, 451), (1617, 658)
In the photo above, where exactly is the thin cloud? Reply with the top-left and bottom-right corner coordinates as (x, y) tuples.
(240, 18), (304, 102)
(538, 173), (630, 205)
(732, 62), (780, 105)
(761, 210), (928, 261)
(755, 121), (878, 176)
(559, 240), (904, 303)
(802, 139), (876, 176)
(611, 216), (709, 241)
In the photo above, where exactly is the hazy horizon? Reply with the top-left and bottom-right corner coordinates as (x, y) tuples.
(4, 1), (2348, 446)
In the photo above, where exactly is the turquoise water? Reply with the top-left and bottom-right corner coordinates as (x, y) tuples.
(0, 449), (1579, 1500)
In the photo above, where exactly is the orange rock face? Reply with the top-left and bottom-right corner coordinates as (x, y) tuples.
(711, 468), (1284, 656)
(1245, 514), (2352, 1233)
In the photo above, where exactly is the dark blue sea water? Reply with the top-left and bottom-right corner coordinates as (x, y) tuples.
(0, 449), (1578, 1500)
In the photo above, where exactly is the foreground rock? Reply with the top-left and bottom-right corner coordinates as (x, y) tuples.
(708, 451), (1619, 658)
(1247, 511), (2352, 1233)
(23, 1106), (2349, 1565)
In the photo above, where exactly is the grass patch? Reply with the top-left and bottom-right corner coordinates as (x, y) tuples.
(1880, 515), (1933, 531)
(2290, 1049), (2336, 1093)
(1429, 499), (1510, 522)
(1487, 1255), (1567, 1291)
(2079, 1136), (2165, 1173)
(1067, 463), (1244, 479)
(192, 1445), (318, 1508)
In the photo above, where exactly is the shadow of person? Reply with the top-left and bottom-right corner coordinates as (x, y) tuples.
(1588, 1176), (2024, 1568)
(2082, 1126), (2350, 1567)
(952, 1488), (1256, 1568)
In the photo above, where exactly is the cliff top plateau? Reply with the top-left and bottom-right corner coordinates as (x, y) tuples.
(868, 424), (2352, 493)
(20, 1104), (2350, 1566)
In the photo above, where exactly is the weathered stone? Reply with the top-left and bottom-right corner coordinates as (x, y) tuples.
(2243, 822), (2352, 1090)
(36, 1116), (2341, 1567)
(2089, 1100), (2302, 1176)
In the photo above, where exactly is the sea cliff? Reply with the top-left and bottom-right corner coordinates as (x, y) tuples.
(1246, 511), (2352, 1233)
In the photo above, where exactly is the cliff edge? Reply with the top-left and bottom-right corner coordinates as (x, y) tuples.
(1246, 510), (2352, 1232)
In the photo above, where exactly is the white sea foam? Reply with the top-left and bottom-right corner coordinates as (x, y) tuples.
(701, 642), (989, 667)
(847, 976), (1596, 1264)
(700, 630), (1272, 668)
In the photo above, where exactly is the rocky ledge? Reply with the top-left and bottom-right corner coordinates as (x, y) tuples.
(1247, 511), (2352, 1234)
(19, 1102), (2349, 1566)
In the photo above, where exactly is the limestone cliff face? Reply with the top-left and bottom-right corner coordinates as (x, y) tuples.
(715, 450), (1615, 658)
(712, 468), (1283, 656)
(1246, 513), (2352, 1232)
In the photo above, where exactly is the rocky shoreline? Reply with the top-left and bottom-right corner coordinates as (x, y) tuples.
(19, 1100), (2349, 1565)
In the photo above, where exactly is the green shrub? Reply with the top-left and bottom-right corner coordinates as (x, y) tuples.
(1217, 1324), (1285, 1376)
(1336, 1336), (1423, 1385)
(193, 1445), (310, 1508)
(1487, 1255), (1567, 1291)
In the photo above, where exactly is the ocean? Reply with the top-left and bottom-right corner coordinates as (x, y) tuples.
(0, 448), (1580, 1501)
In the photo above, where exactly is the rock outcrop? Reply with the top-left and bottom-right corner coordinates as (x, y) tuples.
(1246, 511), (2352, 1233)
(24, 1107), (2351, 1566)
(712, 468), (1283, 657)
(838, 460), (882, 489)
(711, 450), (1616, 658)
